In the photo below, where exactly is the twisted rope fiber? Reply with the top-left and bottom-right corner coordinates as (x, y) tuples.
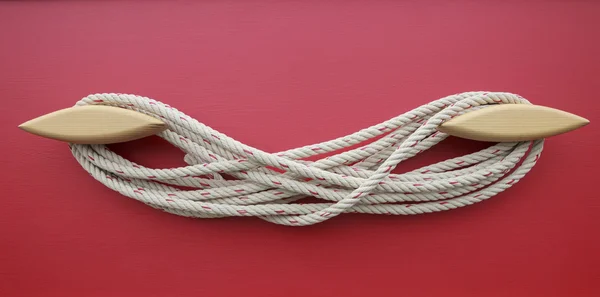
(70, 92), (544, 226)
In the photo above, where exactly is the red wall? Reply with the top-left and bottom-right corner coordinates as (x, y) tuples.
(1, 1), (598, 296)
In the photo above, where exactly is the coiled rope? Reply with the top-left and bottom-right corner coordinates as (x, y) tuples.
(70, 92), (543, 226)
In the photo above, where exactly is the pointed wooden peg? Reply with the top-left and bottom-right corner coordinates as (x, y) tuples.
(438, 104), (589, 142)
(19, 105), (167, 144)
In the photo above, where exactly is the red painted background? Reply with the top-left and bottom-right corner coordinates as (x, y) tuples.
(1, 1), (599, 296)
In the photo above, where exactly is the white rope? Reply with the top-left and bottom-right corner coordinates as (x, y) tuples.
(69, 91), (543, 226)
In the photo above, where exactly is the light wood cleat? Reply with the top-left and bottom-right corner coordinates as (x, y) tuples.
(18, 105), (167, 144)
(437, 104), (589, 142)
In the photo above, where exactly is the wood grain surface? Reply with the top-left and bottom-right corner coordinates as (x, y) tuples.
(438, 104), (590, 142)
(19, 106), (167, 144)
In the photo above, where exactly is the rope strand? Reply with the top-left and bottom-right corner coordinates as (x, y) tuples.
(69, 91), (543, 226)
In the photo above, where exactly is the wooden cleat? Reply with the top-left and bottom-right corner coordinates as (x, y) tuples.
(438, 104), (589, 142)
(19, 105), (167, 144)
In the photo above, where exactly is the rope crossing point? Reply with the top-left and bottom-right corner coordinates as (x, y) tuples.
(70, 92), (544, 226)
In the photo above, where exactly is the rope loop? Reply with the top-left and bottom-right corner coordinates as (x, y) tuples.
(70, 91), (543, 226)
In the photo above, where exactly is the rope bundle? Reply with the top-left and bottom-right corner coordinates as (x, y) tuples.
(70, 92), (543, 226)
